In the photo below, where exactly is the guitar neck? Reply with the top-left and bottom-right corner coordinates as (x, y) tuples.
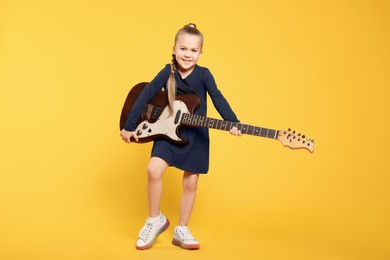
(180, 113), (279, 139)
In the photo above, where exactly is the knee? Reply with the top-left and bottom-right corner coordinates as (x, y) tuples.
(147, 163), (163, 182)
(183, 175), (199, 193)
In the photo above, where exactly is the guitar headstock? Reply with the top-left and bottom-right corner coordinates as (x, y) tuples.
(277, 128), (315, 153)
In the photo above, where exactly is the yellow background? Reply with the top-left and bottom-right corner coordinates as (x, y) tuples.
(1, 0), (389, 259)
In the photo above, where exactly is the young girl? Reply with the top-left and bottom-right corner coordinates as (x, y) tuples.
(120, 23), (242, 250)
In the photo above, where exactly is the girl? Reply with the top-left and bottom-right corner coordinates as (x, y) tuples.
(120, 23), (241, 250)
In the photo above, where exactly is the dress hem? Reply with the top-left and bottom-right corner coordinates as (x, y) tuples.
(151, 155), (208, 174)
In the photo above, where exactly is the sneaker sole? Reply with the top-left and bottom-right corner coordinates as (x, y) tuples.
(136, 219), (170, 250)
(172, 238), (200, 250)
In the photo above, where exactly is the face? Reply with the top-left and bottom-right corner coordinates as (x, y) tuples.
(173, 33), (203, 75)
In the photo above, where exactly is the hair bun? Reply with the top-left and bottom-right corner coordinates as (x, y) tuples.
(187, 23), (196, 28)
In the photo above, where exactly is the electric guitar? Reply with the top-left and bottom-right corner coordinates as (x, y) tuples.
(120, 82), (315, 153)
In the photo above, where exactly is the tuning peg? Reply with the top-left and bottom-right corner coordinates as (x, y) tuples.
(297, 133), (301, 136)
(311, 139), (315, 143)
(288, 128), (291, 132)
(302, 135), (306, 139)
(306, 137), (311, 141)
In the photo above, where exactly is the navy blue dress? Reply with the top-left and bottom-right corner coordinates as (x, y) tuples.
(124, 64), (239, 173)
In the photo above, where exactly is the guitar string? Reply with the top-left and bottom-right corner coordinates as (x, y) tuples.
(144, 106), (278, 138)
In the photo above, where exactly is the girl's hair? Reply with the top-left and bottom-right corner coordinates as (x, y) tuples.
(167, 23), (204, 114)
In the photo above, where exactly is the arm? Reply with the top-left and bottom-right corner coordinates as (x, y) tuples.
(121, 65), (171, 142)
(203, 69), (242, 136)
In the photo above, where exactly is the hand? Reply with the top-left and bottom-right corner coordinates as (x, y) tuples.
(229, 126), (242, 137)
(120, 129), (139, 143)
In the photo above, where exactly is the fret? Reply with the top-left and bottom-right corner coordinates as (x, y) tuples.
(194, 115), (199, 126)
(191, 115), (197, 126)
(207, 118), (212, 128)
(241, 124), (247, 134)
(215, 119), (220, 129)
(212, 119), (217, 129)
(181, 113), (187, 124)
(260, 128), (267, 137)
(208, 118), (213, 128)
(220, 120), (225, 129)
(197, 115), (202, 127)
(216, 119), (221, 130)
(203, 117), (208, 127)
(249, 125), (255, 135)
(190, 115), (194, 125)
(224, 121), (229, 130)
(268, 129), (273, 138)
(228, 121), (233, 130)
(192, 115), (196, 125)
(254, 127), (260, 136)
(198, 116), (204, 127)
(212, 119), (218, 129)
(269, 129), (278, 139)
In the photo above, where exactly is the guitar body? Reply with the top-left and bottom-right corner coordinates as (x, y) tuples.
(120, 82), (315, 152)
(119, 82), (201, 143)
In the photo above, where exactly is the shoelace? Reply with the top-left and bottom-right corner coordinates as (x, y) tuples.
(178, 226), (197, 242)
(138, 220), (154, 241)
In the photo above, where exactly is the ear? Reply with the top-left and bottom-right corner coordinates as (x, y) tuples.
(172, 46), (175, 54)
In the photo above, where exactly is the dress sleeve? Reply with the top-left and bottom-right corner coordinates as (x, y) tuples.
(203, 69), (239, 122)
(123, 64), (171, 131)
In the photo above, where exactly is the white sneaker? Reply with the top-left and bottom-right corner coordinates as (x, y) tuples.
(172, 225), (200, 250)
(136, 213), (170, 250)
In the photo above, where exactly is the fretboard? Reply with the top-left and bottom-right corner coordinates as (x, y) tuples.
(180, 113), (278, 139)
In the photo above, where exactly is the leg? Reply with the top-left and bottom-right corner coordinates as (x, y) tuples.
(178, 171), (199, 225)
(136, 157), (170, 250)
(147, 157), (169, 218)
(173, 171), (200, 250)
